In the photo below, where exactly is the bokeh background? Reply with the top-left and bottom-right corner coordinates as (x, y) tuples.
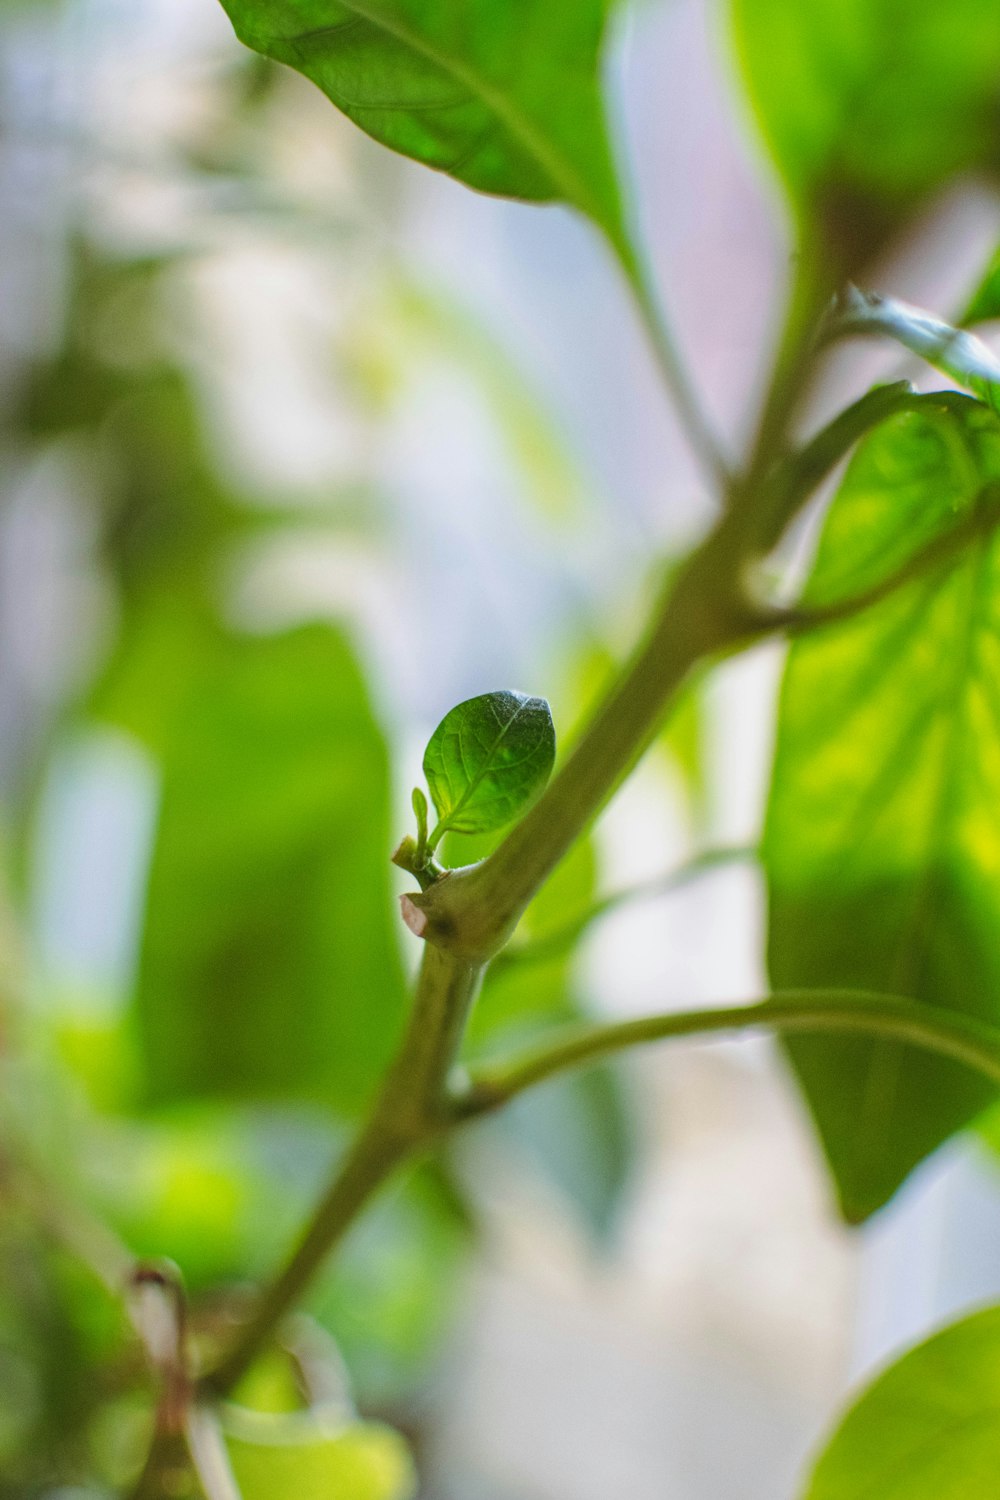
(3, 0), (1000, 1494)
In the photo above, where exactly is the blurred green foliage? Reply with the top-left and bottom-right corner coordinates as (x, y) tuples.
(731, 0), (1000, 272)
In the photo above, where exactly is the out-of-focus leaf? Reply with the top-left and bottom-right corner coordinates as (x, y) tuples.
(961, 245), (1000, 327)
(130, 1433), (208, 1500)
(764, 397), (1000, 1221)
(829, 286), (1000, 410)
(120, 622), (406, 1113)
(215, 0), (628, 245)
(0, 1217), (138, 1488)
(801, 1306), (1000, 1499)
(730, 0), (1000, 269)
(423, 690), (555, 846)
(225, 1409), (415, 1500)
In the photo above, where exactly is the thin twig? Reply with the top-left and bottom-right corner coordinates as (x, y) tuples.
(623, 253), (734, 492)
(451, 990), (1000, 1118)
(492, 844), (756, 973)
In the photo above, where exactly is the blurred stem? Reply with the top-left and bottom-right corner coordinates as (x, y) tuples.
(618, 244), (733, 491)
(451, 991), (1000, 1118)
(492, 843), (756, 974)
(731, 251), (833, 505)
(203, 946), (479, 1397)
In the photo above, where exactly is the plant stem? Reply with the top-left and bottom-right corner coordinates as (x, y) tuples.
(203, 945), (479, 1398)
(621, 250), (733, 491)
(492, 843), (756, 973)
(405, 386), (947, 963)
(201, 379), (969, 1402)
(197, 378), (977, 1404)
(452, 991), (1000, 1117)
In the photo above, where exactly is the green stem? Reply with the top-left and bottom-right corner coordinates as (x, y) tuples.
(201, 377), (956, 1404)
(492, 844), (755, 973)
(452, 991), (1000, 1117)
(407, 385), (931, 962)
(734, 251), (833, 503)
(203, 945), (479, 1398)
(620, 247), (733, 491)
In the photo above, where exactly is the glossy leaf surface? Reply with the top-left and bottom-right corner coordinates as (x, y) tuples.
(802, 1306), (1000, 1499)
(424, 689), (555, 843)
(123, 623), (406, 1112)
(216, 0), (626, 241)
(829, 286), (1000, 411)
(731, 0), (1000, 266)
(764, 398), (1000, 1220)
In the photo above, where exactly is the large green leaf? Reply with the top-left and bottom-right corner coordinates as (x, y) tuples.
(764, 397), (1000, 1221)
(730, 0), (1000, 269)
(215, 0), (627, 243)
(802, 1306), (1000, 1499)
(121, 622), (406, 1113)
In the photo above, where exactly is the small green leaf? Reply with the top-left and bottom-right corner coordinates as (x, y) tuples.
(423, 689), (555, 847)
(225, 1410), (415, 1500)
(829, 286), (1000, 411)
(215, 0), (628, 247)
(764, 397), (1000, 1221)
(801, 1306), (1000, 1500)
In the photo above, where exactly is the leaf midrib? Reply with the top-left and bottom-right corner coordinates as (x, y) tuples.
(434, 698), (534, 835)
(854, 433), (994, 1176)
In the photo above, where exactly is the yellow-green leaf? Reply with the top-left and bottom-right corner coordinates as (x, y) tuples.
(225, 1411), (416, 1500)
(764, 397), (1000, 1221)
(802, 1306), (1000, 1499)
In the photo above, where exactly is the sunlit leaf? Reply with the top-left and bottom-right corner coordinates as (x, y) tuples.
(829, 286), (1000, 410)
(225, 1410), (415, 1500)
(423, 689), (555, 845)
(801, 1306), (1000, 1499)
(764, 396), (1000, 1221)
(215, 0), (627, 244)
(730, 0), (1000, 269)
